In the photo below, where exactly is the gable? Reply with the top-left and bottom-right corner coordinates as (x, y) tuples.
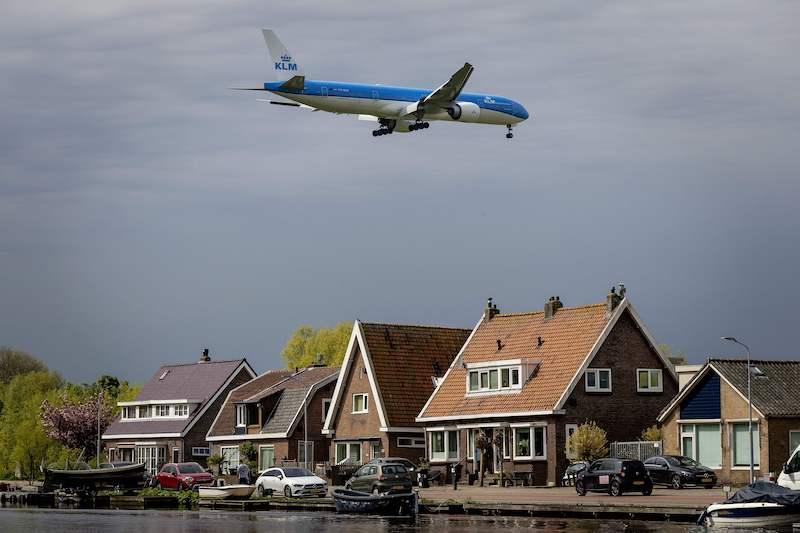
(327, 344), (383, 438)
(680, 372), (721, 419)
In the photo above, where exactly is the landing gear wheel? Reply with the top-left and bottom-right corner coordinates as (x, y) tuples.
(671, 474), (683, 490)
(575, 479), (586, 496)
(609, 479), (623, 497)
(372, 130), (378, 137)
(284, 485), (292, 498)
(506, 124), (514, 139)
(423, 122), (429, 129)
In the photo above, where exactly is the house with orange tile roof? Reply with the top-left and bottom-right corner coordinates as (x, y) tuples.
(416, 287), (678, 486)
(322, 321), (471, 466)
(206, 364), (339, 474)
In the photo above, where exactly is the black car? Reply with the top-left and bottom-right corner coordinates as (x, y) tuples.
(575, 458), (653, 496)
(344, 463), (413, 495)
(643, 455), (717, 489)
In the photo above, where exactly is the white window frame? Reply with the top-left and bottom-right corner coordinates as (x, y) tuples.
(322, 398), (332, 423)
(585, 368), (612, 393)
(636, 368), (663, 393)
(467, 429), (476, 460)
(565, 423), (579, 459)
(397, 437), (425, 448)
(174, 404), (189, 417)
(680, 423), (722, 469)
(512, 426), (547, 460)
(730, 422), (760, 467)
(428, 430), (459, 462)
(258, 444), (275, 470)
(153, 404), (171, 417)
(121, 406), (134, 420)
(335, 442), (361, 464)
(235, 404), (247, 427)
(352, 393), (368, 414)
(191, 447), (210, 457)
(466, 365), (524, 395)
(220, 445), (240, 475)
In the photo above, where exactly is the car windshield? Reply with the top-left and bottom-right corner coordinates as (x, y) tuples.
(283, 468), (313, 477)
(177, 463), (204, 473)
(668, 456), (701, 467)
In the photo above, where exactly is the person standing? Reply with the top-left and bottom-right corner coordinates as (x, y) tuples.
(237, 459), (251, 485)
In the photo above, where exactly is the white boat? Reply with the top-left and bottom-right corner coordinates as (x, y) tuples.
(198, 484), (255, 500)
(703, 501), (800, 528)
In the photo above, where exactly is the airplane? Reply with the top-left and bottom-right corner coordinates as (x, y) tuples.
(236, 29), (529, 138)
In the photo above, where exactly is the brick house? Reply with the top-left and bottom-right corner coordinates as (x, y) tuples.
(416, 288), (678, 486)
(206, 365), (339, 473)
(322, 321), (471, 466)
(657, 358), (800, 484)
(102, 351), (256, 475)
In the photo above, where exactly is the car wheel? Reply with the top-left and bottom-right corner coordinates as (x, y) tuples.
(258, 484), (267, 497)
(284, 485), (292, 498)
(371, 486), (380, 496)
(642, 479), (653, 496)
(575, 480), (586, 496)
(154, 481), (162, 490)
(704, 485), (715, 489)
(671, 474), (683, 490)
(345, 483), (351, 490)
(609, 479), (622, 497)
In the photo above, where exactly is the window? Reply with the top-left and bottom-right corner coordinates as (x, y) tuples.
(467, 429), (476, 460)
(192, 447), (210, 457)
(322, 399), (332, 423)
(731, 423), (760, 467)
(298, 441), (314, 466)
(513, 426), (546, 460)
(467, 365), (523, 394)
(680, 423), (721, 468)
(220, 446), (240, 475)
(121, 406), (135, 419)
(397, 437), (425, 448)
(154, 404), (170, 417)
(174, 404), (189, 417)
(637, 369), (663, 392)
(489, 369), (499, 389)
(138, 405), (151, 418)
(501, 368), (510, 388)
(136, 446), (166, 476)
(429, 430), (458, 461)
(565, 424), (579, 459)
(791, 431), (800, 454)
(502, 429), (511, 459)
(585, 369), (612, 392)
(511, 368), (520, 386)
(469, 372), (479, 392)
(235, 404), (247, 427)
(335, 442), (361, 464)
(370, 441), (382, 460)
(352, 393), (368, 414)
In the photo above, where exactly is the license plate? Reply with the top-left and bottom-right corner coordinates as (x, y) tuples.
(392, 485), (405, 490)
(633, 480), (644, 485)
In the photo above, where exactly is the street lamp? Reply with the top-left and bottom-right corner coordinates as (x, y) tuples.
(721, 336), (754, 483)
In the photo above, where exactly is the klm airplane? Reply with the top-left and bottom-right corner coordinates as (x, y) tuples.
(239, 30), (529, 138)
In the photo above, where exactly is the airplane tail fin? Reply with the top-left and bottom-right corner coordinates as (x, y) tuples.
(262, 29), (304, 81)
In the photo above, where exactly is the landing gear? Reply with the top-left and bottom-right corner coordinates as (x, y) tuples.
(373, 119), (396, 137)
(372, 128), (393, 136)
(506, 124), (514, 139)
(409, 121), (429, 132)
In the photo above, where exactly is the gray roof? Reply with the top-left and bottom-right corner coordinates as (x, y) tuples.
(711, 358), (800, 417)
(262, 389), (309, 434)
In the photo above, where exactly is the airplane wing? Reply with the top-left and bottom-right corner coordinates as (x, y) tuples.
(423, 63), (473, 105)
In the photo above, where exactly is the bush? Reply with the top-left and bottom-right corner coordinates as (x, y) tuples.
(139, 487), (198, 507)
(639, 424), (662, 442)
(567, 421), (609, 461)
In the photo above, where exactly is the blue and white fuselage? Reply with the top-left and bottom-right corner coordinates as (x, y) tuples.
(246, 30), (530, 138)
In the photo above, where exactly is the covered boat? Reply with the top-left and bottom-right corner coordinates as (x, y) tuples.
(198, 484), (255, 500)
(44, 462), (147, 493)
(332, 488), (417, 516)
(700, 480), (800, 528)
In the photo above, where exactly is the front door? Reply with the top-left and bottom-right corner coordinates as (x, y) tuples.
(172, 448), (180, 463)
(259, 446), (275, 471)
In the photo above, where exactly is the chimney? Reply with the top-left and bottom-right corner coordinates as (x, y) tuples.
(199, 348), (210, 363)
(485, 297), (500, 320)
(544, 296), (563, 319)
(606, 286), (623, 313)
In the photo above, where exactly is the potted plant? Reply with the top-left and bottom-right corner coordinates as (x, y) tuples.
(206, 454), (222, 476)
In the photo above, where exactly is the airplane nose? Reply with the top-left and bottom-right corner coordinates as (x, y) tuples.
(518, 103), (529, 121)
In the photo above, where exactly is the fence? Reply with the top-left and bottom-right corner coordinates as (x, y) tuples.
(610, 441), (662, 461)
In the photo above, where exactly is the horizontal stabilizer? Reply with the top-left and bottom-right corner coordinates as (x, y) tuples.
(255, 98), (316, 111)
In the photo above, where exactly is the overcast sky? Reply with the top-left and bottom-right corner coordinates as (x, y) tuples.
(2, 1), (799, 383)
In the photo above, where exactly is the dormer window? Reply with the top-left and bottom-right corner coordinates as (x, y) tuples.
(466, 363), (523, 394)
(235, 404), (247, 427)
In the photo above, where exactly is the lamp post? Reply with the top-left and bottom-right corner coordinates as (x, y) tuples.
(721, 336), (754, 483)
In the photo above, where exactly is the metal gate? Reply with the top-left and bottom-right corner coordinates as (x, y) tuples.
(611, 441), (662, 461)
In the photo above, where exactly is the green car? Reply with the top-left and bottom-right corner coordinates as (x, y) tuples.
(345, 463), (413, 495)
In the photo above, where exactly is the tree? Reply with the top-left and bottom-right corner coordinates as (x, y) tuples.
(40, 393), (113, 459)
(659, 344), (687, 366)
(0, 347), (48, 384)
(640, 424), (663, 442)
(567, 421), (609, 462)
(281, 322), (351, 369)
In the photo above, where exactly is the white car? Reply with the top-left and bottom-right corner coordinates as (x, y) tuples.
(778, 444), (800, 490)
(255, 467), (328, 498)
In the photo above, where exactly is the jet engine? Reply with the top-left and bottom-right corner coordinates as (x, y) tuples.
(446, 102), (480, 122)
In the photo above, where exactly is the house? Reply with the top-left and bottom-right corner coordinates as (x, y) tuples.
(102, 350), (256, 475)
(675, 364), (703, 390)
(206, 364), (339, 474)
(416, 288), (678, 486)
(657, 358), (800, 484)
(322, 321), (471, 466)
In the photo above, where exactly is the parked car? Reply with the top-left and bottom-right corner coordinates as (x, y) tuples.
(255, 467), (327, 498)
(345, 463), (413, 495)
(575, 458), (652, 496)
(367, 457), (418, 474)
(562, 461), (590, 486)
(154, 462), (214, 490)
(644, 455), (717, 489)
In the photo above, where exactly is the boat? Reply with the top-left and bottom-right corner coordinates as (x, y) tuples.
(44, 462), (147, 493)
(332, 488), (417, 516)
(699, 481), (800, 528)
(198, 484), (255, 500)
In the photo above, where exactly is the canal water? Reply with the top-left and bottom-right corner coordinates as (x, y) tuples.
(0, 508), (737, 533)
